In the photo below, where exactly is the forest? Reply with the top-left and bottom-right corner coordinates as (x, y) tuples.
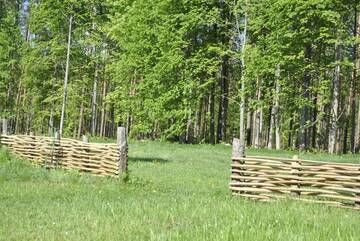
(1, 0), (360, 154)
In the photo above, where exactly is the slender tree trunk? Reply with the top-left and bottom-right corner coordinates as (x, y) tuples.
(299, 44), (312, 151)
(194, 97), (203, 143)
(100, 80), (107, 137)
(14, 80), (22, 134)
(267, 64), (281, 149)
(48, 108), (54, 136)
(237, 4), (247, 156)
(288, 118), (293, 148)
(91, 65), (98, 135)
(353, 9), (360, 152)
(209, 84), (216, 144)
(186, 110), (192, 143)
(59, 15), (73, 137)
(267, 106), (274, 150)
(328, 43), (342, 154)
(274, 64), (281, 150)
(311, 94), (318, 149)
(252, 78), (262, 148)
(217, 56), (229, 143)
(246, 111), (252, 146)
(345, 74), (355, 153)
(77, 87), (85, 138)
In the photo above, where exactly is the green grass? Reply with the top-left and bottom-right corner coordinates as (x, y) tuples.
(0, 142), (359, 241)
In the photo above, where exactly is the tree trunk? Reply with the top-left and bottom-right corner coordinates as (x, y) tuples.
(275, 64), (281, 150)
(59, 15), (73, 137)
(186, 110), (192, 143)
(100, 80), (107, 137)
(77, 87), (85, 138)
(48, 108), (54, 136)
(328, 43), (341, 154)
(353, 9), (360, 152)
(299, 44), (312, 151)
(217, 56), (229, 143)
(91, 65), (98, 136)
(237, 5), (247, 157)
(267, 106), (274, 150)
(194, 97), (203, 143)
(252, 78), (262, 148)
(267, 64), (281, 149)
(311, 94), (318, 149)
(209, 84), (216, 144)
(246, 111), (252, 146)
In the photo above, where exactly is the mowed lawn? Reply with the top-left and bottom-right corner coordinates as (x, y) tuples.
(0, 142), (359, 241)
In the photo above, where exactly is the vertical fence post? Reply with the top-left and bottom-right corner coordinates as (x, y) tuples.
(82, 135), (89, 143)
(53, 130), (61, 168)
(117, 127), (128, 174)
(291, 155), (301, 197)
(356, 163), (360, 208)
(231, 138), (244, 194)
(232, 138), (242, 158)
(2, 118), (8, 135)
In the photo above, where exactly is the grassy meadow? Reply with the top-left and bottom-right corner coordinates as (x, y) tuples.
(0, 141), (359, 241)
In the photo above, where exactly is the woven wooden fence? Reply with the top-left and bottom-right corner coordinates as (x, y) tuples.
(0, 127), (128, 177)
(230, 139), (360, 210)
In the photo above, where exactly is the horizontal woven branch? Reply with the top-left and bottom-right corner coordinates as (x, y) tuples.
(0, 134), (121, 177)
(230, 156), (360, 210)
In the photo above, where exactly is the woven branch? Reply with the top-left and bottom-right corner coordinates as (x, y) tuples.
(0, 134), (121, 177)
(230, 156), (360, 210)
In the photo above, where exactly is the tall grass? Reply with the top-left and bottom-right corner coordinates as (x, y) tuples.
(0, 143), (359, 241)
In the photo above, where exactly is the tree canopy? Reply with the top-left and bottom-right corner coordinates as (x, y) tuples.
(1, 0), (360, 154)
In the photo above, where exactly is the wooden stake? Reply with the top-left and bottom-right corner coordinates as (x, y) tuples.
(232, 138), (243, 158)
(117, 127), (128, 174)
(291, 155), (301, 197)
(2, 118), (8, 135)
(356, 163), (360, 208)
(82, 135), (89, 143)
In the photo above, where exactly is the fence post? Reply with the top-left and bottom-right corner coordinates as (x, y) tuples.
(231, 138), (245, 194)
(291, 155), (301, 197)
(2, 118), (8, 135)
(356, 163), (360, 208)
(117, 127), (128, 174)
(82, 135), (89, 143)
(53, 130), (61, 168)
(232, 138), (242, 158)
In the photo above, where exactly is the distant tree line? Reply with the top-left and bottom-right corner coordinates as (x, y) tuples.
(0, 0), (359, 154)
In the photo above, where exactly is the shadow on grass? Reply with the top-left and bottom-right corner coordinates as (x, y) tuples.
(128, 157), (170, 163)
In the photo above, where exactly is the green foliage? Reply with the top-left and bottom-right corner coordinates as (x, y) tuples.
(1, 0), (359, 152)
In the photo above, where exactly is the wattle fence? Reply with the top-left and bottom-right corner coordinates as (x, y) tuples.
(0, 128), (128, 177)
(230, 139), (360, 210)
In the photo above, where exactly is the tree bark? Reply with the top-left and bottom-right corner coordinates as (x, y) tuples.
(100, 80), (107, 137)
(77, 87), (85, 138)
(299, 44), (312, 151)
(91, 65), (98, 136)
(328, 43), (342, 154)
(267, 105), (274, 150)
(353, 9), (360, 152)
(246, 111), (252, 146)
(274, 64), (281, 150)
(209, 84), (216, 145)
(217, 55), (229, 143)
(237, 3), (247, 157)
(59, 15), (73, 137)
(252, 77), (262, 148)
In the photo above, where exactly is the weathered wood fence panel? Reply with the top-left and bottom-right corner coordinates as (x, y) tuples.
(230, 143), (360, 210)
(0, 127), (128, 177)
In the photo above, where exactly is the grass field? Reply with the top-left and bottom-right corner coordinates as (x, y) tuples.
(0, 141), (359, 241)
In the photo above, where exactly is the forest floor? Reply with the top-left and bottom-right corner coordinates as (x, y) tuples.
(0, 141), (359, 241)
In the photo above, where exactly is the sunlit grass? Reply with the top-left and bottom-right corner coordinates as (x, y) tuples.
(0, 143), (359, 241)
